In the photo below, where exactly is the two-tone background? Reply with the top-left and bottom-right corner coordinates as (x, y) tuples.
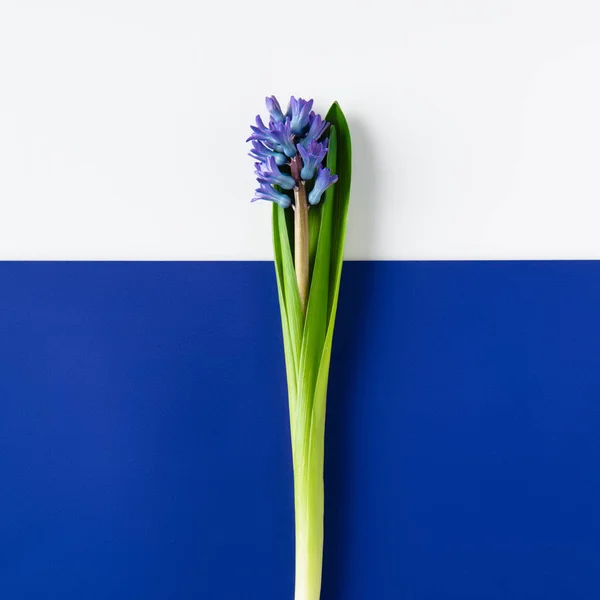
(2, 2), (600, 598)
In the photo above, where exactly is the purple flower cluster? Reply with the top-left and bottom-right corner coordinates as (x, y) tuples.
(248, 96), (338, 209)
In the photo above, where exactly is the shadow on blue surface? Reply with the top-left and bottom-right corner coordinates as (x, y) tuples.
(1, 262), (599, 599)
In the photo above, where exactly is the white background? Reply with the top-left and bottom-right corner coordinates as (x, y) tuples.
(1, 1), (599, 260)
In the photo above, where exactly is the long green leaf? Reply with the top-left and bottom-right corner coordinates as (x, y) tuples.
(272, 207), (296, 399)
(272, 204), (303, 442)
(296, 106), (351, 600)
(307, 101), (352, 503)
(293, 122), (341, 600)
(294, 126), (337, 464)
(325, 102), (352, 322)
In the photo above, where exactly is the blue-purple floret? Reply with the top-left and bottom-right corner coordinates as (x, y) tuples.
(253, 183), (292, 209)
(248, 95), (335, 207)
(248, 140), (287, 166)
(269, 118), (297, 158)
(256, 157), (296, 190)
(265, 96), (285, 123)
(298, 139), (328, 181)
(308, 167), (338, 206)
(287, 97), (314, 135)
(301, 113), (328, 146)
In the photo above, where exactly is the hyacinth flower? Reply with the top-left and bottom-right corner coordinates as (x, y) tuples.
(298, 139), (328, 181)
(247, 97), (352, 600)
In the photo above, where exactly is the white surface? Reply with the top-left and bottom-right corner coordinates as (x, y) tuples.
(1, 1), (600, 260)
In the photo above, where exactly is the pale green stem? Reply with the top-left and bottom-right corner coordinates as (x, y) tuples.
(293, 439), (324, 600)
(291, 165), (323, 599)
(292, 369), (328, 600)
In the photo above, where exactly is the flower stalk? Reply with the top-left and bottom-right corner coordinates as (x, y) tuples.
(293, 182), (310, 314)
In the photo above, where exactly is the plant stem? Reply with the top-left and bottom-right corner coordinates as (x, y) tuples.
(294, 463), (324, 600)
(294, 182), (309, 315)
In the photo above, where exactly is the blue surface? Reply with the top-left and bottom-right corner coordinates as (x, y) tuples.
(1, 261), (600, 599)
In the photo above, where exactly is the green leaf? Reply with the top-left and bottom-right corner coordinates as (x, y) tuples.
(272, 204), (303, 440)
(307, 102), (352, 502)
(293, 125), (337, 458)
(324, 102), (352, 323)
(272, 207), (294, 395)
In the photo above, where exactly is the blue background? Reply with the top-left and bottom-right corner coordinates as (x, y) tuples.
(1, 261), (600, 599)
